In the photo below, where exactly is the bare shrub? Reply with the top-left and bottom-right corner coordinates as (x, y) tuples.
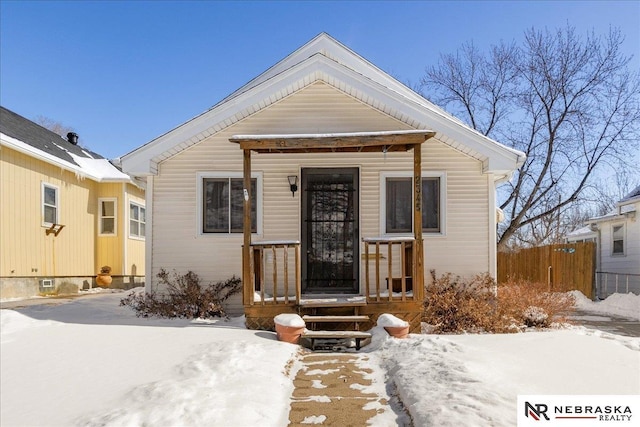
(423, 270), (499, 333)
(423, 270), (575, 333)
(120, 269), (242, 319)
(496, 279), (575, 328)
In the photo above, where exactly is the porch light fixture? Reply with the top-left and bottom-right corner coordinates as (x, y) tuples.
(287, 175), (298, 197)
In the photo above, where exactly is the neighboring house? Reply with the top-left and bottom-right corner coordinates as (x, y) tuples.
(121, 33), (525, 330)
(0, 106), (146, 298)
(567, 186), (640, 297)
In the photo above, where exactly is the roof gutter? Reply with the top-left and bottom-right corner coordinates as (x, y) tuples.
(1, 133), (133, 184)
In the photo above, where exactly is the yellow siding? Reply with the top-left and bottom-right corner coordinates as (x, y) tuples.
(95, 182), (124, 275)
(1, 146), (96, 277)
(125, 184), (146, 276)
(151, 82), (492, 312)
(1, 145), (144, 285)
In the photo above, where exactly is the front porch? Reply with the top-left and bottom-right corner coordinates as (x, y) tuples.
(230, 130), (435, 333)
(244, 237), (424, 332)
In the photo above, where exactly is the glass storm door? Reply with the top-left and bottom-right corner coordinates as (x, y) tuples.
(301, 168), (359, 294)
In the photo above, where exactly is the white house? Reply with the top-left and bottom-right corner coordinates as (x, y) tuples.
(121, 33), (525, 330)
(567, 186), (640, 297)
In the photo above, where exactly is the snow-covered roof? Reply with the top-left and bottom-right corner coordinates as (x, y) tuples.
(1, 106), (132, 183)
(566, 224), (597, 239)
(121, 33), (525, 179)
(230, 129), (432, 140)
(567, 185), (639, 239)
(618, 185), (640, 205)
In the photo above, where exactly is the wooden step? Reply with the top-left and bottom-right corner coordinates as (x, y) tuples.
(298, 300), (367, 308)
(302, 315), (369, 323)
(302, 330), (372, 351)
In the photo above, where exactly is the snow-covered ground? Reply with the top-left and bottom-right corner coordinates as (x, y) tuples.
(1, 291), (638, 426)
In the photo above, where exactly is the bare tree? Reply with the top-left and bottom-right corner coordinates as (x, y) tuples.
(34, 115), (75, 139)
(422, 26), (640, 249)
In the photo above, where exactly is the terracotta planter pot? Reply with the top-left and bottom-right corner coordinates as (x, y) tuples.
(275, 324), (305, 344)
(384, 325), (410, 339)
(96, 274), (112, 288)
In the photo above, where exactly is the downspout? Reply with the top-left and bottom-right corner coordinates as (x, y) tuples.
(122, 183), (128, 278)
(145, 176), (154, 293)
(590, 223), (601, 300)
(488, 174), (497, 280)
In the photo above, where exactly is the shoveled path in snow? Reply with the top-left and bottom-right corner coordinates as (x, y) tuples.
(288, 352), (411, 426)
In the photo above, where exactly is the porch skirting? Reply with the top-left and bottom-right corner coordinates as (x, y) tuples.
(244, 300), (423, 333)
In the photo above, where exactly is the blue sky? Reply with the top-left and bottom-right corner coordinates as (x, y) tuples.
(1, 1), (638, 159)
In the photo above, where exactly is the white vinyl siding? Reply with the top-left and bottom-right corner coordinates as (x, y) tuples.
(98, 198), (117, 236)
(42, 183), (59, 226)
(151, 82), (491, 313)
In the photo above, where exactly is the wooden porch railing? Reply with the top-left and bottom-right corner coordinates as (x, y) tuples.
(248, 240), (300, 306)
(246, 237), (420, 306)
(363, 237), (416, 302)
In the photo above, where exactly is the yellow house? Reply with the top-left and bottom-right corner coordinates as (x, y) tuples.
(0, 106), (145, 298)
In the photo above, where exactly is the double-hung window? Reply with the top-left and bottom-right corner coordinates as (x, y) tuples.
(129, 202), (146, 239)
(99, 198), (117, 235)
(42, 183), (59, 226)
(383, 173), (444, 234)
(200, 173), (260, 234)
(612, 224), (625, 255)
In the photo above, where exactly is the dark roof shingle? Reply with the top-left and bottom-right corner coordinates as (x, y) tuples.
(0, 106), (104, 166)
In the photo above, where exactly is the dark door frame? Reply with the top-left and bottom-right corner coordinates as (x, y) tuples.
(301, 167), (360, 294)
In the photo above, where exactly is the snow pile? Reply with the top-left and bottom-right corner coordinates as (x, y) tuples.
(376, 313), (409, 328)
(572, 291), (640, 320)
(1, 296), (298, 427)
(0, 310), (57, 337)
(2, 292), (639, 427)
(522, 306), (548, 327)
(81, 340), (294, 427)
(274, 313), (305, 327)
(375, 331), (640, 427)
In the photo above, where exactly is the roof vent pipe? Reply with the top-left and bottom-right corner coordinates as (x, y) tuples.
(67, 132), (79, 145)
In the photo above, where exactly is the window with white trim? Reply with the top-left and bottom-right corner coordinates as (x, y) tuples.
(382, 173), (444, 234)
(612, 224), (625, 255)
(200, 174), (260, 234)
(98, 198), (117, 235)
(129, 202), (146, 238)
(42, 183), (59, 226)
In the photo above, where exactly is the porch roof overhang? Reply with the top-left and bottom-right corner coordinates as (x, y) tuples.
(229, 129), (436, 153)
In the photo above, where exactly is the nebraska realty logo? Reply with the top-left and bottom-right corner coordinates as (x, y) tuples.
(517, 396), (637, 426)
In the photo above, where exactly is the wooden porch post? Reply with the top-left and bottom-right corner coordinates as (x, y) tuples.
(413, 143), (424, 300)
(242, 149), (252, 306)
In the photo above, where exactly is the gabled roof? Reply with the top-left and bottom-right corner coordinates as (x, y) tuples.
(619, 185), (640, 205)
(1, 106), (132, 183)
(121, 33), (525, 178)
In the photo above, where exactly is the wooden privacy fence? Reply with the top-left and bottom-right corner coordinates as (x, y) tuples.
(497, 242), (596, 299)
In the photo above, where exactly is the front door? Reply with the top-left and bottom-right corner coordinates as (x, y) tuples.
(302, 168), (359, 294)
